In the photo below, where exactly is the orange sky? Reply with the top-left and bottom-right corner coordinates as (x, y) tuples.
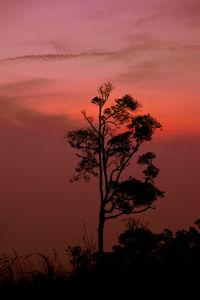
(0, 0), (200, 255)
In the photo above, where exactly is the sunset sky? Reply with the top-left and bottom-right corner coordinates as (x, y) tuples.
(0, 0), (200, 255)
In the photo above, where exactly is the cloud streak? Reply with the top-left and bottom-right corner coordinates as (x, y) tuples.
(0, 51), (117, 64)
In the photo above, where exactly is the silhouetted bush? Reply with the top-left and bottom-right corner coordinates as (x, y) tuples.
(0, 219), (200, 297)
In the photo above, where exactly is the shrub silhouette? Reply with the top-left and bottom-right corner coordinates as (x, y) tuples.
(0, 219), (200, 297)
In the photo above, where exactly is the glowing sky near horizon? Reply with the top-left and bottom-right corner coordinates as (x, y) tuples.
(0, 0), (200, 254)
(1, 0), (200, 134)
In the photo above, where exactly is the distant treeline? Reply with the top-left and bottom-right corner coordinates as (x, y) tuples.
(0, 219), (200, 297)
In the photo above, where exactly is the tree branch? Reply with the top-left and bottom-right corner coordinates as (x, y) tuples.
(104, 120), (121, 127)
(132, 205), (155, 214)
(102, 136), (109, 200)
(106, 153), (131, 204)
(111, 140), (141, 184)
(105, 211), (124, 220)
(75, 153), (87, 159)
(103, 111), (118, 122)
(98, 106), (104, 203)
(105, 205), (155, 220)
(105, 200), (117, 214)
(109, 167), (120, 184)
(81, 110), (98, 134)
(72, 145), (97, 151)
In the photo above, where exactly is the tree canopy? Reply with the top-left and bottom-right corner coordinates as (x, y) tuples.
(65, 82), (164, 253)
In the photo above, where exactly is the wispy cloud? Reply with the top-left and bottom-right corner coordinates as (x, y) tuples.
(0, 79), (51, 94)
(134, 0), (200, 28)
(0, 51), (117, 64)
(134, 12), (165, 27)
(0, 95), (70, 128)
(116, 42), (200, 86)
(86, 3), (130, 21)
(117, 59), (167, 85)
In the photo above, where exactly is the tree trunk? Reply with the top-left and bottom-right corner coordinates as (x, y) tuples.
(98, 208), (105, 254)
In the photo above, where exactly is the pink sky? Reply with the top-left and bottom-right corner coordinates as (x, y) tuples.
(0, 0), (200, 255)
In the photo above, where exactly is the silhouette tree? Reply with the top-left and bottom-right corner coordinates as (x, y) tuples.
(65, 82), (164, 254)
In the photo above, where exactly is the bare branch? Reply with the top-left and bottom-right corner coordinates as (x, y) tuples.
(105, 211), (124, 220)
(81, 110), (98, 134)
(104, 120), (121, 127)
(105, 200), (117, 213)
(132, 205), (155, 213)
(106, 144), (140, 204)
(105, 205), (155, 220)
(109, 167), (120, 184)
(75, 153), (87, 159)
(103, 111), (118, 122)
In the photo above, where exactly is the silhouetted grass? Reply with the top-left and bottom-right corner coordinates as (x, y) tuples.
(0, 219), (200, 298)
